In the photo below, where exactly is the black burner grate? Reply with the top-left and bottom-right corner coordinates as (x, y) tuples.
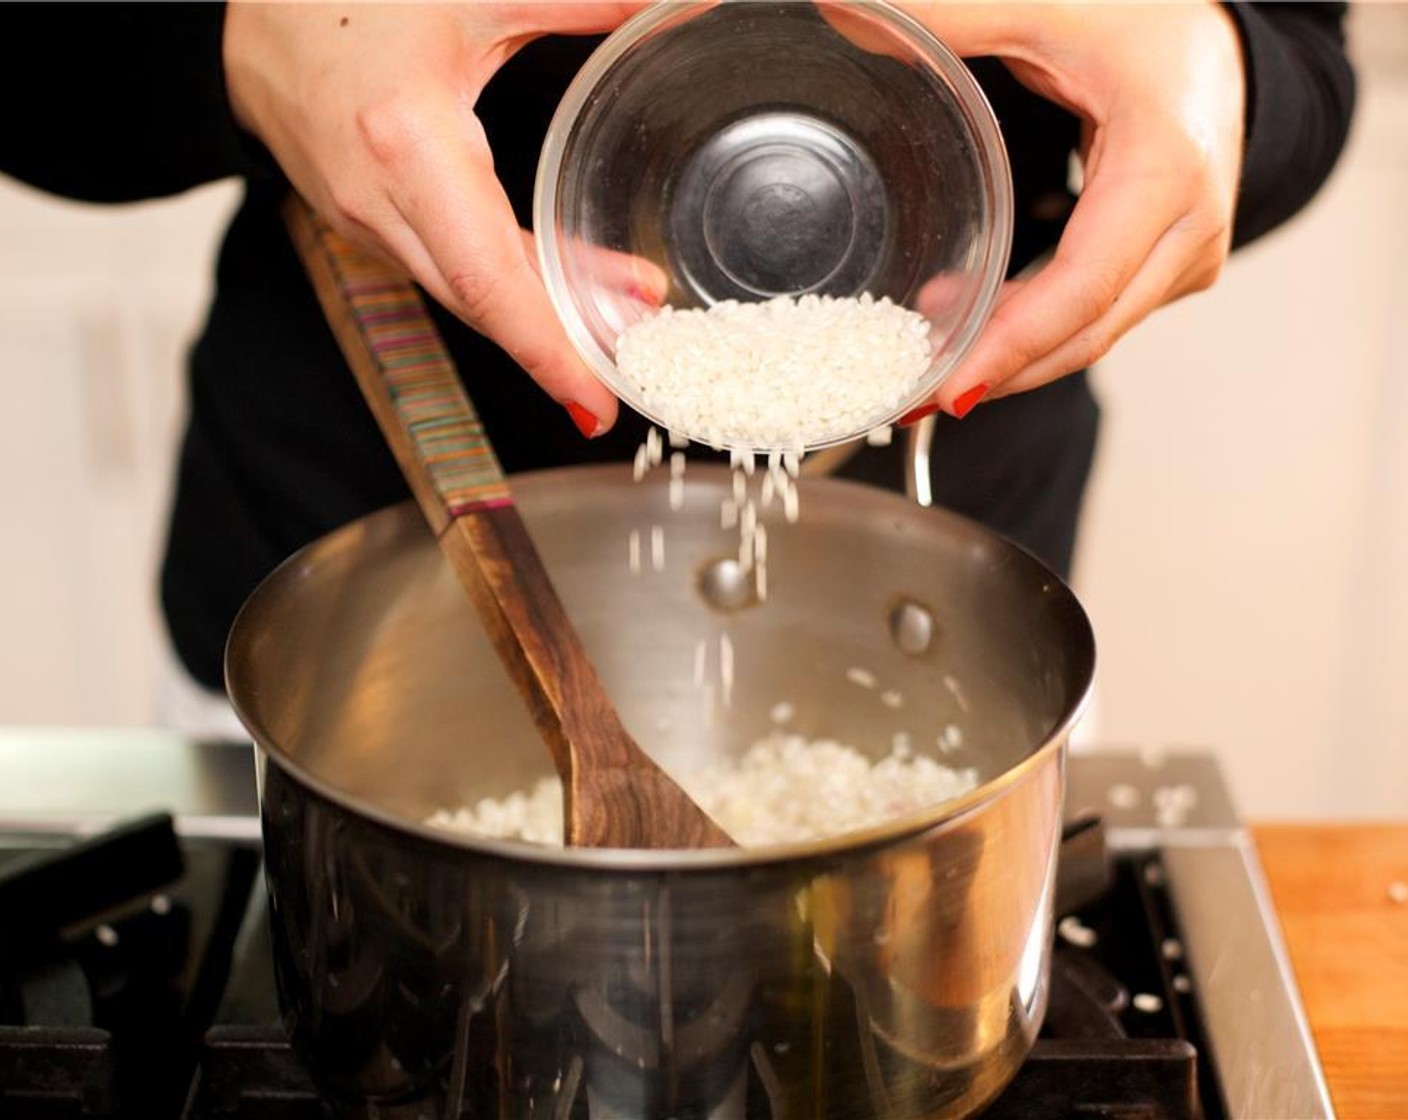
(0, 819), (259, 1120)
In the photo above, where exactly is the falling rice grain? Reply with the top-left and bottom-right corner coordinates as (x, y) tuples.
(669, 475), (684, 511)
(942, 673), (970, 714)
(783, 479), (800, 524)
(846, 667), (878, 689)
(628, 530), (642, 575)
(880, 689), (904, 710)
(650, 525), (665, 572)
(1057, 916), (1098, 949)
(693, 638), (708, 687)
(720, 633), (735, 708)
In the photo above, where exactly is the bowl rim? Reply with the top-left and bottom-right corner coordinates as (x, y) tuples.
(532, 0), (1015, 453)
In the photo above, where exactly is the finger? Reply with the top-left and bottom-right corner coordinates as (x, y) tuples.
(989, 220), (1216, 398)
(516, 229), (670, 307)
(500, 2), (650, 37)
(381, 107), (620, 433)
(933, 136), (1187, 412)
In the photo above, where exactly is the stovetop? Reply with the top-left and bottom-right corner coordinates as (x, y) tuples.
(0, 734), (1334, 1119)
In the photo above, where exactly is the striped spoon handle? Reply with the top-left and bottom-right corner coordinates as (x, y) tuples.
(282, 196), (508, 532)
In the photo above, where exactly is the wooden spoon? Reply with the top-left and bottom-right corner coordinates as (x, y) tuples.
(283, 196), (733, 850)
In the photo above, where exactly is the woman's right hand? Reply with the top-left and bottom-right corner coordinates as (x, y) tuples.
(223, 2), (651, 438)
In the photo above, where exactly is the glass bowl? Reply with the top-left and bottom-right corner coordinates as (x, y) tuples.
(535, 0), (1012, 451)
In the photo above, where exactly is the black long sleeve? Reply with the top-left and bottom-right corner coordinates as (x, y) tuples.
(0, 4), (1355, 234)
(1226, 2), (1356, 247)
(0, 3), (272, 203)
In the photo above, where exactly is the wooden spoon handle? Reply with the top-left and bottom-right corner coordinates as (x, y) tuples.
(282, 197), (508, 533)
(282, 196), (733, 850)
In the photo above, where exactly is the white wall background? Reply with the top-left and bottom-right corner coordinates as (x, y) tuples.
(0, 8), (1403, 819)
(1074, 6), (1408, 818)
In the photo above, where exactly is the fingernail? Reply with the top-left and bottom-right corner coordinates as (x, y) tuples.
(627, 285), (662, 309)
(565, 401), (603, 438)
(952, 383), (990, 420)
(898, 401), (941, 428)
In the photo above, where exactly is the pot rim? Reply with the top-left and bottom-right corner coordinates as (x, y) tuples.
(226, 466), (1095, 872)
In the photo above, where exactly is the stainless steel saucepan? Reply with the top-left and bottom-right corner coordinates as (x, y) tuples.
(226, 464), (1094, 1118)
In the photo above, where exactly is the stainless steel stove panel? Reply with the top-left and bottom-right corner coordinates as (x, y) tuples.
(1067, 748), (1334, 1119)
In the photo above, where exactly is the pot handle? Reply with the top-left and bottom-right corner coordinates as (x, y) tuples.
(904, 416), (938, 509)
(902, 249), (1054, 511)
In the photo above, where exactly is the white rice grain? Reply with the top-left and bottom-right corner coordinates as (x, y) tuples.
(846, 667), (878, 690)
(628, 529), (641, 576)
(650, 525), (665, 572)
(760, 472), (776, 509)
(693, 638), (708, 687)
(719, 633), (735, 708)
(782, 478), (800, 524)
(942, 674), (970, 714)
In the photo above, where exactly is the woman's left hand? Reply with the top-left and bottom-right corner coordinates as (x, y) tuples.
(897, 2), (1246, 420)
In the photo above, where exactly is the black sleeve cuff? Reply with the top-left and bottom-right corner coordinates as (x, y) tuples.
(1222, 2), (1356, 248)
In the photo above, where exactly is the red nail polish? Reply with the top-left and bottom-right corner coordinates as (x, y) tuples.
(565, 401), (602, 438)
(627, 285), (662, 309)
(953, 383), (990, 419)
(898, 401), (941, 428)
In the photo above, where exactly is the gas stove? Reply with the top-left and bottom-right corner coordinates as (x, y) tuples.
(0, 731), (1333, 1119)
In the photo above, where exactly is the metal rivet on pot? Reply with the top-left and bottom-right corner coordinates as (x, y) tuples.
(697, 557), (756, 612)
(890, 598), (936, 656)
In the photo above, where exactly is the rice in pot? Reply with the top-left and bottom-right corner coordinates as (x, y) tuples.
(427, 732), (979, 848)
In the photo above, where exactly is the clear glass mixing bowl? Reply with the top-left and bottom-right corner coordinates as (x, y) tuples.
(534, 0), (1012, 451)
